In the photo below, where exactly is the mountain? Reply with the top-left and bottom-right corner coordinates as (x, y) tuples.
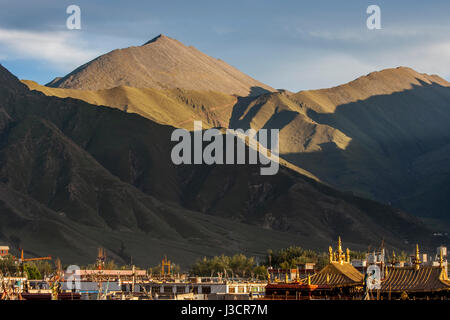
(229, 67), (450, 224)
(30, 36), (450, 227)
(1, 64), (439, 266)
(25, 80), (238, 130)
(47, 34), (275, 96)
(33, 58), (450, 224)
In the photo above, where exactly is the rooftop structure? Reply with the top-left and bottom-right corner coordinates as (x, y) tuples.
(0, 246), (9, 257)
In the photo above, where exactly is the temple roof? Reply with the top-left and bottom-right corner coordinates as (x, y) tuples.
(310, 262), (364, 287)
(381, 266), (450, 293)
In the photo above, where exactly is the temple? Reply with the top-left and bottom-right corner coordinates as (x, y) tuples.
(378, 245), (450, 299)
(264, 238), (450, 300)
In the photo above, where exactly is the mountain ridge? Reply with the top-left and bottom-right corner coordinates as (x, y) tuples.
(27, 55), (450, 224)
(1, 63), (441, 265)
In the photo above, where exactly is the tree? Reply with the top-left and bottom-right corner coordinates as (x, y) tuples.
(23, 263), (42, 280)
(35, 261), (53, 277)
(190, 254), (255, 278)
(0, 255), (18, 276)
(267, 246), (328, 269)
(253, 265), (268, 280)
(104, 260), (118, 270)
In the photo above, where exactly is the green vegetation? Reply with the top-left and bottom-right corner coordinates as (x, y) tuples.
(267, 247), (328, 269)
(0, 256), (53, 278)
(189, 254), (261, 278)
(23, 263), (41, 280)
(0, 255), (18, 276)
(395, 251), (410, 262)
(189, 247), (333, 278)
(188, 247), (372, 278)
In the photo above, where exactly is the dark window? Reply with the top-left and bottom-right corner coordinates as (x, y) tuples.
(202, 286), (211, 294)
(177, 286), (185, 293)
(163, 286), (172, 293)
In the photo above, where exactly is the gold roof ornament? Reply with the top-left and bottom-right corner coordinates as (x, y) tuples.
(414, 244), (421, 270)
(439, 248), (444, 269)
(337, 236), (344, 264)
(307, 275), (311, 286)
(392, 251), (396, 265)
(285, 272), (288, 283)
(328, 237), (349, 264)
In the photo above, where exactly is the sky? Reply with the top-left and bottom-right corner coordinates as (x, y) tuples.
(0, 0), (449, 91)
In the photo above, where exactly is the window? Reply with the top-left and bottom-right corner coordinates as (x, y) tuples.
(163, 286), (172, 293)
(177, 286), (185, 293)
(228, 287), (235, 293)
(202, 286), (211, 294)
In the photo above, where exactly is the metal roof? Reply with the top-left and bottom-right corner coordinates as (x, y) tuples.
(381, 266), (450, 293)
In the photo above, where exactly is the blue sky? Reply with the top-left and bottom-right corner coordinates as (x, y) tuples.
(0, 0), (449, 91)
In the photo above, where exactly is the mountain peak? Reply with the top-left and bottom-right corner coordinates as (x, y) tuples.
(47, 35), (275, 96)
(142, 34), (172, 46)
(293, 66), (450, 114)
(0, 64), (28, 93)
(354, 66), (449, 87)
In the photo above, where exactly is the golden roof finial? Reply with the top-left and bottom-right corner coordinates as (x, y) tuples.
(329, 246), (333, 263)
(439, 248), (444, 269)
(337, 236), (343, 263)
(307, 275), (311, 286)
(392, 251), (396, 264)
(414, 244), (421, 270)
(285, 272), (288, 283)
(346, 248), (350, 263)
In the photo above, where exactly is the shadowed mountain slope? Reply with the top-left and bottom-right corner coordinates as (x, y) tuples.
(29, 62), (450, 225)
(0, 64), (441, 266)
(227, 67), (450, 223)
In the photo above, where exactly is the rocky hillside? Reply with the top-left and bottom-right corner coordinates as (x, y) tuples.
(34, 64), (450, 224)
(0, 64), (439, 266)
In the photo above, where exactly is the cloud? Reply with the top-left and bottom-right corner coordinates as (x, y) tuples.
(267, 23), (450, 90)
(0, 28), (101, 71)
(374, 41), (450, 80)
(268, 53), (377, 91)
(304, 26), (450, 44)
(261, 36), (450, 92)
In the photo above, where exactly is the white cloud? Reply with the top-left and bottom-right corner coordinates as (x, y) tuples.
(299, 24), (450, 44)
(0, 28), (101, 71)
(376, 41), (450, 79)
(270, 53), (378, 91)
(263, 37), (450, 92)
(266, 23), (450, 91)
